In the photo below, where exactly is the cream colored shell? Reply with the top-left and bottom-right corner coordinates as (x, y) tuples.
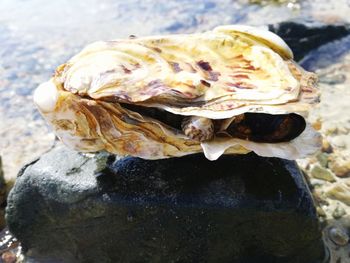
(34, 25), (321, 160)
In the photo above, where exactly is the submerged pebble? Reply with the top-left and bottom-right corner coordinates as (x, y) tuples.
(316, 152), (329, 168)
(311, 165), (336, 182)
(328, 152), (350, 178)
(316, 206), (327, 217)
(322, 137), (333, 153)
(326, 183), (350, 206)
(328, 226), (349, 246)
(332, 204), (346, 219)
(1, 251), (16, 263)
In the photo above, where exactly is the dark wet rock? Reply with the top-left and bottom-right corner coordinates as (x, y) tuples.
(300, 34), (350, 71)
(269, 22), (350, 61)
(6, 146), (325, 263)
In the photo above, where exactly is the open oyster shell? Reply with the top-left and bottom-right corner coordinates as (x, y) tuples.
(34, 25), (321, 160)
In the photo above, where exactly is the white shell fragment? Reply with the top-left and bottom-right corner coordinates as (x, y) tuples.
(34, 25), (320, 160)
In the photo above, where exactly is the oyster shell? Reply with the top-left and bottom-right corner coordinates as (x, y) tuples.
(34, 25), (321, 160)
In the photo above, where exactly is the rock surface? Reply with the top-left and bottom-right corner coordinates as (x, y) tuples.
(6, 145), (325, 263)
(269, 22), (350, 61)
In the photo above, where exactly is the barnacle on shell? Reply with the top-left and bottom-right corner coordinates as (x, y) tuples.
(34, 25), (321, 160)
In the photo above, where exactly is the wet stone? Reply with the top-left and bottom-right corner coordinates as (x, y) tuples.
(269, 21), (350, 61)
(328, 226), (349, 246)
(310, 165), (336, 182)
(332, 204), (346, 219)
(326, 183), (350, 206)
(1, 251), (17, 263)
(316, 152), (329, 168)
(6, 145), (325, 263)
(328, 152), (350, 178)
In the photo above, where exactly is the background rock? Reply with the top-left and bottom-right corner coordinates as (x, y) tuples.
(269, 22), (350, 61)
(6, 146), (325, 263)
